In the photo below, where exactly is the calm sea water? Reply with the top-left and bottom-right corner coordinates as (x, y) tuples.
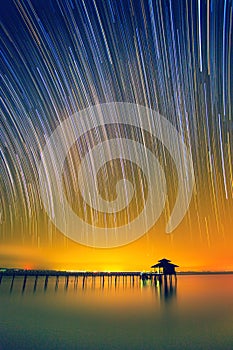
(0, 274), (233, 350)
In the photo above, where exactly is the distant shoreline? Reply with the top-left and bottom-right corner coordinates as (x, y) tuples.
(177, 271), (233, 275)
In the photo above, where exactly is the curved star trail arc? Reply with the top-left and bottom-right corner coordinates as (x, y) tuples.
(0, 0), (232, 254)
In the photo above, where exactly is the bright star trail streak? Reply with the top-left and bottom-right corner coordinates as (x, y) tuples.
(0, 0), (232, 271)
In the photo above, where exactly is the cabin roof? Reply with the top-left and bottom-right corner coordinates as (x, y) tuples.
(158, 258), (171, 262)
(151, 261), (179, 268)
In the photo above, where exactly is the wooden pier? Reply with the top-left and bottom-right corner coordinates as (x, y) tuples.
(0, 270), (176, 293)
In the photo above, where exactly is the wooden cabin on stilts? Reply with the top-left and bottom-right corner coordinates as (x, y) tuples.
(151, 258), (179, 284)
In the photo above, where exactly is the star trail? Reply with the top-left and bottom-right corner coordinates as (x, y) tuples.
(0, 0), (232, 270)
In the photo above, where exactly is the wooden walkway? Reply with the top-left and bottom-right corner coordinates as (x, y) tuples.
(0, 270), (176, 293)
(0, 270), (141, 277)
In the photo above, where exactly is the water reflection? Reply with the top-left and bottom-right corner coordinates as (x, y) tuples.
(141, 275), (177, 305)
(159, 276), (177, 303)
(1, 274), (233, 350)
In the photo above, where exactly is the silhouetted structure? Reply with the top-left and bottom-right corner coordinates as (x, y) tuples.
(0, 270), (143, 293)
(151, 258), (179, 276)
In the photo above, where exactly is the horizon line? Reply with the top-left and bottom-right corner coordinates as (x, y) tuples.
(1, 267), (233, 275)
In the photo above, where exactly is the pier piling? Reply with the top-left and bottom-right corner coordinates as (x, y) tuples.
(22, 275), (27, 293)
(33, 275), (38, 293)
(55, 276), (59, 291)
(10, 275), (15, 293)
(65, 276), (69, 290)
